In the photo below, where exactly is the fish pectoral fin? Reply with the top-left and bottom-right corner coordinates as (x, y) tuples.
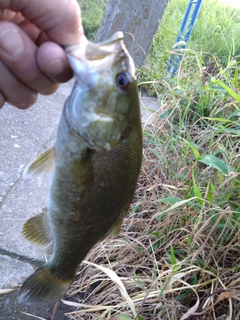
(18, 265), (74, 306)
(22, 209), (52, 246)
(109, 218), (124, 237)
(23, 147), (56, 179)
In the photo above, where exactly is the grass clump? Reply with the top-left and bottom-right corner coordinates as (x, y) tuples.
(77, 0), (107, 40)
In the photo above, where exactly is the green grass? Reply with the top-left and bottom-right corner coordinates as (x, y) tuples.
(77, 0), (107, 40)
(140, 0), (240, 83)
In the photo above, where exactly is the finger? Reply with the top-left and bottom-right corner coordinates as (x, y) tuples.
(0, 21), (59, 95)
(0, 8), (19, 21)
(0, 59), (37, 109)
(0, 0), (83, 45)
(18, 19), (42, 43)
(0, 9), (43, 42)
(37, 42), (73, 83)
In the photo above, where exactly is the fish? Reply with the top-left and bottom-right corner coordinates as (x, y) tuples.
(18, 31), (142, 305)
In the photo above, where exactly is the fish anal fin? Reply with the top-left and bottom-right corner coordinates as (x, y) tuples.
(24, 147), (56, 179)
(22, 210), (51, 246)
(109, 218), (124, 237)
(18, 266), (74, 306)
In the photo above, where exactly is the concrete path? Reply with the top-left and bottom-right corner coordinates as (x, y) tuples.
(0, 80), (159, 318)
(0, 80), (75, 290)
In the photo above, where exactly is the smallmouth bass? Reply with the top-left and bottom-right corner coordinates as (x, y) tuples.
(18, 32), (142, 305)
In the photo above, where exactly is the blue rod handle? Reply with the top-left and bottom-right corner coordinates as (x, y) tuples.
(167, 0), (203, 77)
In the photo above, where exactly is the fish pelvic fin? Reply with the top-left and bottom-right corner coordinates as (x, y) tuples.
(18, 265), (74, 306)
(109, 218), (124, 237)
(24, 147), (56, 179)
(22, 209), (52, 246)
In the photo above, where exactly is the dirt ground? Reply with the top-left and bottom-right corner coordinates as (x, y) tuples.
(0, 289), (74, 320)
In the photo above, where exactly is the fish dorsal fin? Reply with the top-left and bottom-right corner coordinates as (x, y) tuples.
(24, 147), (56, 179)
(22, 209), (52, 246)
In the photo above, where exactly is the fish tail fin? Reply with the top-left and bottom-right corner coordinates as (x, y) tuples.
(18, 265), (74, 306)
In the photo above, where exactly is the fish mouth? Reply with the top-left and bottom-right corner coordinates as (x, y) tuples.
(65, 31), (135, 86)
(65, 31), (124, 61)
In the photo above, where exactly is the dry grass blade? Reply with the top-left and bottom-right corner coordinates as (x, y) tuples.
(21, 311), (46, 320)
(82, 260), (137, 317)
(0, 288), (15, 294)
(178, 279), (200, 320)
(204, 290), (240, 312)
(62, 299), (115, 312)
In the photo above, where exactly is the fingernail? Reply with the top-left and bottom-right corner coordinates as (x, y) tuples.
(44, 58), (64, 76)
(0, 28), (26, 57)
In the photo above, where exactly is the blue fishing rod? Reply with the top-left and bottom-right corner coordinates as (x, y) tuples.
(167, 0), (203, 78)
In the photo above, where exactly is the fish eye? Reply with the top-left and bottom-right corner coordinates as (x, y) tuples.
(116, 73), (130, 91)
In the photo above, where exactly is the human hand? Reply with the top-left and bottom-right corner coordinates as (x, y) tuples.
(0, 0), (83, 109)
